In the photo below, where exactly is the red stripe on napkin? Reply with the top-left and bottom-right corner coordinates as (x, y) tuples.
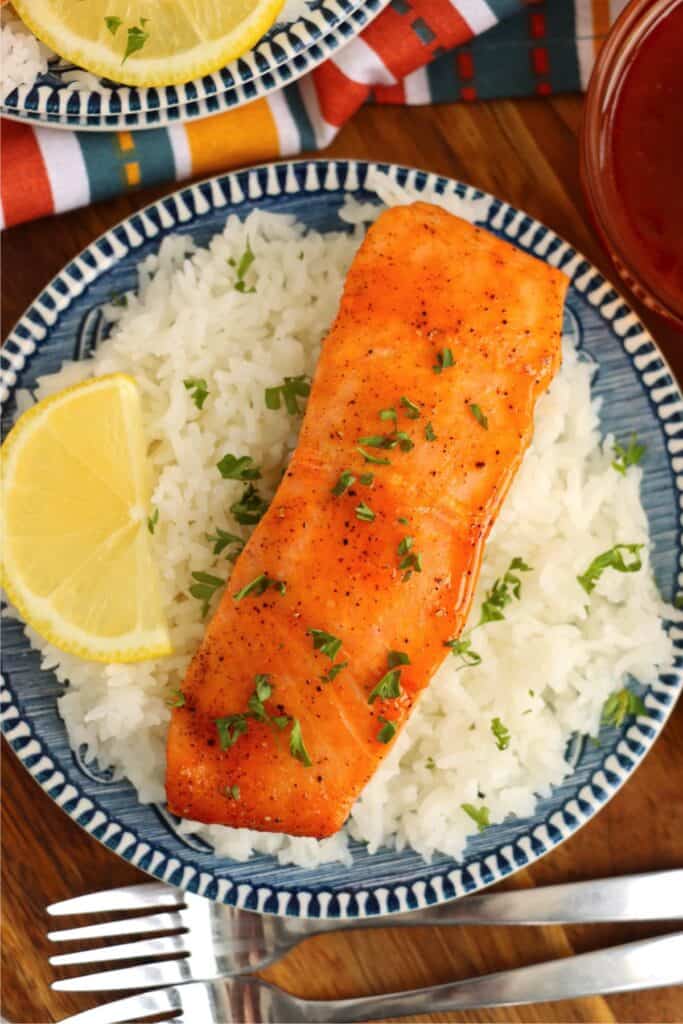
(1, 121), (53, 226)
(313, 61), (369, 128)
(364, 0), (473, 81)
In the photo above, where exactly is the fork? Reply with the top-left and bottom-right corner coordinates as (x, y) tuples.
(47, 869), (683, 992)
(58, 931), (683, 1023)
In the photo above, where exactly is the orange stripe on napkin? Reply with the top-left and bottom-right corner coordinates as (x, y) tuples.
(186, 100), (280, 176)
(364, 0), (472, 81)
(313, 61), (369, 128)
(0, 121), (53, 226)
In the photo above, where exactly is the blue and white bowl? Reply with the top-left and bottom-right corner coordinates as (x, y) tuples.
(1, 0), (390, 129)
(1, 160), (681, 918)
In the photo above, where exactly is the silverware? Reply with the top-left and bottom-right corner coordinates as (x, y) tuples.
(58, 932), (683, 1023)
(47, 870), (683, 992)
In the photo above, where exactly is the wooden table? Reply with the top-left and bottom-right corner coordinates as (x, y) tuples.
(2, 96), (683, 1024)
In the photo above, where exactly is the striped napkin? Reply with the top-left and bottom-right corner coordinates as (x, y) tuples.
(0, 0), (620, 229)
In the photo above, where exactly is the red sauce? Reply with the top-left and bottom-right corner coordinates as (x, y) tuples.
(608, 1), (683, 317)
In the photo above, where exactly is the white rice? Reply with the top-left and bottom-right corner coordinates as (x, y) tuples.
(14, 179), (674, 868)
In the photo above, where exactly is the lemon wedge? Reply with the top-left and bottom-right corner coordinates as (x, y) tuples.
(11, 0), (285, 87)
(0, 374), (171, 663)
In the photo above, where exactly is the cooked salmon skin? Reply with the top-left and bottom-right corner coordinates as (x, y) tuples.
(166, 202), (568, 837)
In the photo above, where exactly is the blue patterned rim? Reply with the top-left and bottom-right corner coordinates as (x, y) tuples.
(1, 0), (389, 124)
(2, 160), (682, 918)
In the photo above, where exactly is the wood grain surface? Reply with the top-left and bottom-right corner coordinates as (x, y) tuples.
(2, 95), (683, 1024)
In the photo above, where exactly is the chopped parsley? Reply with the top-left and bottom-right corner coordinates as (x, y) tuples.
(217, 453), (261, 481)
(433, 348), (454, 374)
(104, 15), (122, 34)
(358, 431), (413, 453)
(215, 675), (313, 766)
(577, 544), (644, 595)
(425, 422), (436, 441)
(233, 573), (286, 600)
(602, 687), (647, 727)
(122, 21), (149, 62)
(387, 650), (410, 667)
(491, 716), (510, 751)
(166, 689), (185, 708)
(307, 628), (342, 661)
(207, 527), (244, 561)
(189, 571), (224, 617)
(675, 594), (683, 610)
(469, 403), (488, 430)
(479, 556), (532, 625)
(400, 396), (421, 419)
(397, 516), (409, 525)
(612, 433), (646, 475)
(425, 756), (436, 770)
(322, 661), (348, 684)
(265, 375), (311, 415)
(380, 408), (397, 422)
(368, 669), (402, 704)
(225, 784), (240, 800)
(377, 717), (397, 743)
(289, 718), (312, 766)
(398, 534), (422, 581)
(183, 376), (209, 410)
(359, 473), (374, 486)
(357, 446), (391, 465)
(230, 484), (268, 525)
(147, 507), (159, 535)
(332, 470), (355, 496)
(234, 239), (256, 293)
(355, 501), (375, 522)
(444, 636), (482, 668)
(461, 803), (491, 832)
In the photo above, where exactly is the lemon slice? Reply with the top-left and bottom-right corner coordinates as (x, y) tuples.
(11, 0), (285, 87)
(0, 374), (171, 663)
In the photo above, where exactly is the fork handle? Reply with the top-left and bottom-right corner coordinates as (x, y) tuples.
(319, 932), (683, 1021)
(358, 869), (683, 927)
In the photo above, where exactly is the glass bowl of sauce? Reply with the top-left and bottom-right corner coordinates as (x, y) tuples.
(581, 0), (683, 329)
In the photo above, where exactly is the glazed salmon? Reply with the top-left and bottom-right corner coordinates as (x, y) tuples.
(166, 202), (568, 837)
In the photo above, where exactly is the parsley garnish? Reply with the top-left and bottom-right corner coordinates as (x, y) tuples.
(265, 375), (311, 414)
(425, 756), (436, 770)
(234, 240), (256, 293)
(147, 507), (159, 534)
(368, 649), (409, 703)
(612, 433), (646, 475)
(491, 716), (510, 750)
(380, 408), (397, 422)
(322, 661), (348, 684)
(215, 675), (312, 766)
(217, 453), (261, 481)
(577, 544), (644, 595)
(397, 516), (409, 525)
(122, 22), (149, 62)
(357, 446), (391, 465)
(479, 557), (532, 625)
(289, 718), (312, 766)
(602, 686), (647, 727)
(675, 594), (683, 610)
(397, 535), (422, 581)
(105, 15), (122, 34)
(444, 636), (482, 668)
(358, 434), (391, 448)
(183, 377), (209, 410)
(307, 628), (342, 660)
(368, 669), (402, 704)
(233, 573), (286, 600)
(109, 292), (128, 307)
(356, 502), (375, 522)
(207, 527), (244, 561)
(425, 422), (436, 441)
(166, 689), (185, 708)
(359, 473), (374, 486)
(433, 348), (454, 374)
(225, 784), (240, 800)
(358, 431), (413, 452)
(469, 404), (488, 430)
(189, 571), (224, 617)
(332, 470), (355, 496)
(461, 803), (491, 832)
(230, 483), (268, 525)
(400, 396), (420, 419)
(377, 717), (396, 743)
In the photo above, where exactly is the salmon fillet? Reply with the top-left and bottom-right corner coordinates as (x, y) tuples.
(166, 202), (568, 838)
